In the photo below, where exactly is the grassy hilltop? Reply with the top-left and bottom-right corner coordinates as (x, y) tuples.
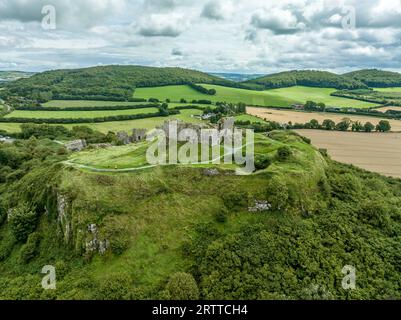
(0, 130), (401, 299)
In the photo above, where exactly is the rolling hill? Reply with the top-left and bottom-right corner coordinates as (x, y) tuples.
(244, 70), (367, 90)
(2, 65), (239, 101)
(344, 69), (401, 87)
(0, 71), (34, 83)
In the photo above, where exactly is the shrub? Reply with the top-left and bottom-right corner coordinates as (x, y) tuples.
(95, 274), (133, 300)
(19, 232), (41, 263)
(166, 273), (199, 300)
(277, 146), (292, 161)
(8, 203), (38, 242)
(222, 192), (248, 210)
(254, 155), (272, 170)
(214, 208), (228, 223)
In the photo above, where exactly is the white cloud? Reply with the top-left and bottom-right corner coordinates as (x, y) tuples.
(1, 0), (401, 73)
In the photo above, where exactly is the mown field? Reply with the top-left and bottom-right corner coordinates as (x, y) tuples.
(135, 84), (297, 106)
(134, 85), (377, 108)
(5, 107), (160, 119)
(296, 129), (401, 178)
(0, 109), (204, 133)
(375, 87), (401, 93)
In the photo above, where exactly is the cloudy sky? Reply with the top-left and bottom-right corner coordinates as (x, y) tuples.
(1, 0), (401, 74)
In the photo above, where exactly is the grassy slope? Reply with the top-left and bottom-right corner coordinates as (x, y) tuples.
(265, 86), (376, 108)
(134, 84), (297, 106)
(1, 131), (401, 299)
(135, 85), (377, 108)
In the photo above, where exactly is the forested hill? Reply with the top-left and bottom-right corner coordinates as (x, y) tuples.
(344, 69), (401, 87)
(243, 70), (367, 90)
(2, 65), (237, 101)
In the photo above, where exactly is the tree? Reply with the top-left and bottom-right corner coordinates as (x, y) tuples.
(376, 120), (391, 132)
(8, 203), (38, 242)
(317, 102), (326, 111)
(309, 119), (320, 129)
(322, 119), (335, 130)
(351, 121), (364, 132)
(304, 101), (318, 111)
(364, 122), (375, 132)
(335, 118), (351, 131)
(166, 273), (199, 300)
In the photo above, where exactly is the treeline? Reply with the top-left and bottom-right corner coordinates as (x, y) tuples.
(15, 103), (160, 112)
(0, 109), (179, 124)
(344, 69), (401, 87)
(187, 83), (216, 95)
(245, 70), (367, 90)
(332, 89), (401, 108)
(236, 118), (392, 133)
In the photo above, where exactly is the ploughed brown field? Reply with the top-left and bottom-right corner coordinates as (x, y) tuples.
(376, 106), (401, 113)
(247, 107), (401, 132)
(295, 129), (401, 179)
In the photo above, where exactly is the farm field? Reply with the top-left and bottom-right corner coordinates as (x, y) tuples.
(376, 106), (401, 112)
(265, 86), (377, 108)
(5, 107), (159, 119)
(296, 129), (401, 178)
(134, 84), (377, 108)
(42, 100), (148, 108)
(135, 84), (298, 107)
(0, 109), (204, 133)
(247, 107), (401, 131)
(235, 114), (268, 123)
(375, 87), (401, 93)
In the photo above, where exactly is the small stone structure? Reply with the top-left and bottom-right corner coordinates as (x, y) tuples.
(132, 128), (147, 142)
(248, 200), (272, 212)
(117, 128), (147, 145)
(65, 139), (87, 152)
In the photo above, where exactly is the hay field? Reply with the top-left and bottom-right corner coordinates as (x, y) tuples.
(247, 107), (401, 131)
(296, 129), (401, 178)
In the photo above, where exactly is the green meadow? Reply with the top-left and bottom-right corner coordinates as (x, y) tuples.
(42, 100), (147, 108)
(134, 84), (377, 108)
(5, 107), (159, 119)
(0, 109), (204, 133)
(375, 87), (401, 92)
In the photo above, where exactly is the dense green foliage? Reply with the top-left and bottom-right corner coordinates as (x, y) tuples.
(245, 70), (367, 90)
(344, 69), (401, 87)
(1, 66), (236, 102)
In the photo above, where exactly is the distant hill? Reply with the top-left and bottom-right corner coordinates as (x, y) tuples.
(2, 65), (239, 101)
(344, 69), (401, 87)
(244, 70), (367, 90)
(0, 71), (34, 83)
(210, 72), (264, 82)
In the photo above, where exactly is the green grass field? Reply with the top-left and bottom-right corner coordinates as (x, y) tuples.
(265, 86), (376, 108)
(0, 109), (204, 133)
(234, 114), (267, 123)
(42, 100), (148, 108)
(134, 84), (377, 108)
(5, 107), (159, 119)
(375, 87), (401, 92)
(135, 84), (297, 107)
